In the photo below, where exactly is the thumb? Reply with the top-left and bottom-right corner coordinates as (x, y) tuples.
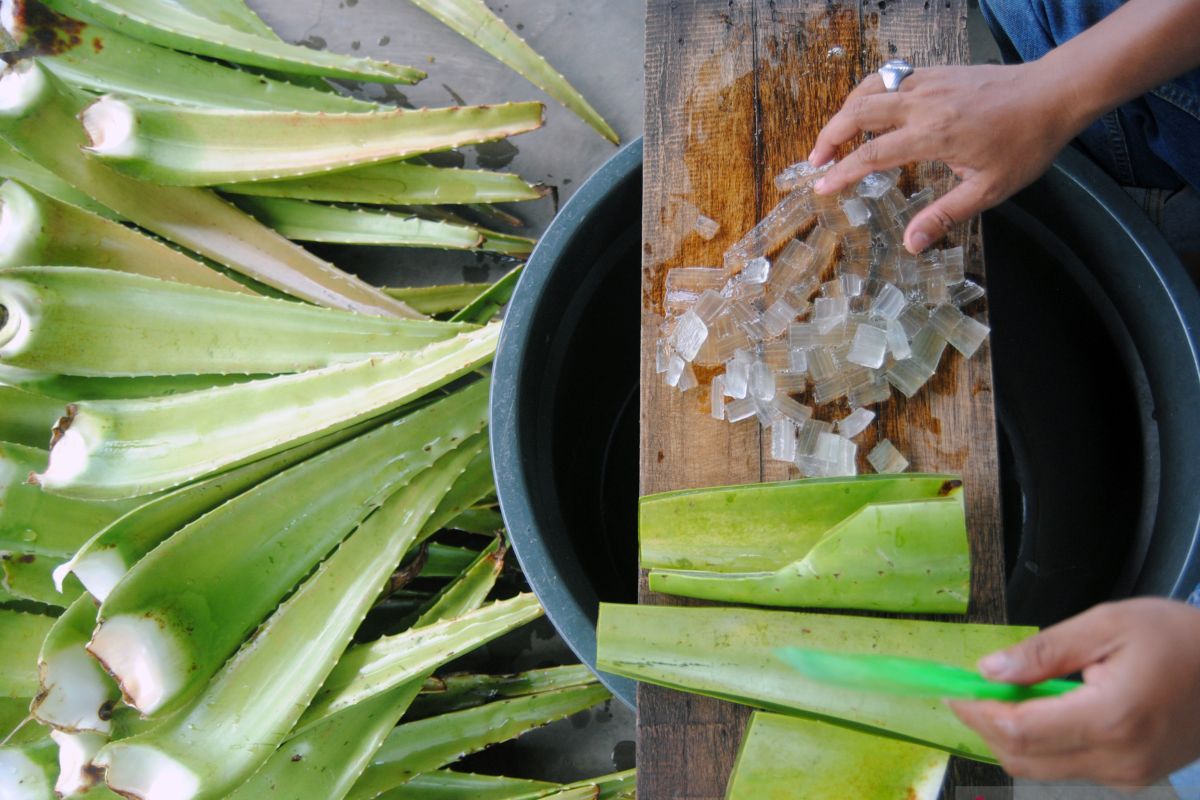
(902, 177), (992, 254)
(978, 603), (1122, 684)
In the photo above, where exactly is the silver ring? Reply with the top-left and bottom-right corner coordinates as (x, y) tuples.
(879, 59), (914, 92)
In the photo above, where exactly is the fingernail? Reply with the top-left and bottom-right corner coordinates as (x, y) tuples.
(813, 177), (828, 194)
(908, 230), (931, 253)
(806, 149), (818, 163)
(979, 652), (1016, 678)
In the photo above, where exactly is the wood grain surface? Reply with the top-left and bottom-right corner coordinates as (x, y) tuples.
(638, 0), (1008, 797)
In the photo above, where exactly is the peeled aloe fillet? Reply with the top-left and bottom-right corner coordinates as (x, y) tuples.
(5, 0), (373, 112)
(0, 267), (470, 377)
(0, 737), (57, 799)
(384, 283), (491, 315)
(220, 161), (544, 205)
(0, 61), (416, 317)
(31, 595), (119, 734)
(94, 439), (482, 800)
(726, 712), (947, 800)
(37, 324), (499, 499)
(407, 0), (617, 144)
(37, 0), (424, 83)
(596, 603), (1036, 762)
(0, 609), (53, 698)
(0, 137), (115, 219)
(346, 683), (610, 800)
(411, 664), (597, 719)
(639, 473), (963, 572)
(0, 384), (60, 449)
(0, 183), (247, 293)
(648, 496), (970, 613)
(82, 95), (544, 186)
(89, 387), (489, 716)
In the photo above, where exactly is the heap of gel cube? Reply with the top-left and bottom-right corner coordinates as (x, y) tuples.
(655, 160), (990, 477)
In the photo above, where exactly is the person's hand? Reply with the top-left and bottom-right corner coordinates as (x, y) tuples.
(808, 62), (1084, 254)
(949, 598), (1200, 787)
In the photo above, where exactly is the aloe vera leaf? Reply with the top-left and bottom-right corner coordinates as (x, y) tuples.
(0, 183), (250, 294)
(585, 769), (637, 800)
(450, 264), (524, 324)
(88, 386), (489, 716)
(234, 197), (486, 251)
(725, 712), (947, 800)
(0, 609), (53, 698)
(444, 506), (504, 534)
(49, 729), (123, 797)
(411, 542), (480, 577)
(383, 283), (492, 315)
(0, 736), (57, 799)
(30, 596), (117, 734)
(56, 410), (397, 603)
(221, 162), (545, 205)
(0, 442), (140, 557)
(476, 230), (536, 258)
(94, 438), (482, 800)
(35, 324), (499, 500)
(2, 551), (83, 606)
(6, 1), (374, 112)
(410, 665), (598, 719)
(165, 0), (275, 39)
(647, 496), (971, 614)
(596, 603), (1036, 762)
(0, 697), (33, 740)
(638, 473), (964, 573)
(409, 536), (503, 628)
(373, 770), (559, 800)
(6, 373), (254, 402)
(295, 593), (543, 734)
(406, 0), (617, 143)
(0, 267), (471, 377)
(0, 62), (417, 317)
(36, 0), (424, 83)
(418, 445), (495, 540)
(0, 137), (115, 219)
(346, 683), (610, 800)
(0, 385), (60, 450)
(81, 95), (544, 186)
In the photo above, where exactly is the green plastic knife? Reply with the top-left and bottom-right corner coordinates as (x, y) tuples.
(775, 647), (1081, 702)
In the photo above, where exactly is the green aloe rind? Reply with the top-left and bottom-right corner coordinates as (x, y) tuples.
(0, 183), (249, 293)
(94, 438), (485, 800)
(407, 0), (618, 144)
(638, 473), (963, 573)
(38, 0), (425, 83)
(221, 162), (545, 206)
(0, 609), (54, 699)
(410, 665), (598, 719)
(0, 384), (61, 450)
(725, 712), (947, 800)
(35, 324), (500, 499)
(82, 95), (544, 186)
(647, 496), (971, 614)
(383, 284), (492, 316)
(30, 595), (119, 734)
(89, 384), (489, 717)
(0, 267), (471, 377)
(596, 603), (1036, 762)
(346, 682), (611, 800)
(0, 61), (417, 317)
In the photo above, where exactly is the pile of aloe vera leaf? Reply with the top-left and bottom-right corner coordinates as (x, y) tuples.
(0, 0), (635, 797)
(600, 476), (1038, 798)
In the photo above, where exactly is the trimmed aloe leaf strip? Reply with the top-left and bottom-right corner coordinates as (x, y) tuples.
(221, 162), (544, 205)
(383, 283), (491, 315)
(596, 603), (1036, 762)
(6, 373), (253, 402)
(726, 712), (947, 800)
(0, 609), (54, 697)
(295, 593), (543, 733)
(6, 1), (373, 112)
(0, 267), (472, 377)
(408, 537), (503, 628)
(406, 0), (617, 143)
(0, 137), (115, 219)
(0, 62), (417, 317)
(1, 442), (141, 556)
(411, 542), (480, 578)
(93, 437), (482, 800)
(3, 551), (84, 606)
(648, 496), (971, 614)
(82, 95), (545, 186)
(31, 595), (118, 734)
(346, 683), (610, 800)
(451, 264), (524, 324)
(639, 473), (963, 573)
(0, 183), (249, 294)
(373, 770), (559, 800)
(417, 445), (496, 540)
(88, 385), (489, 716)
(0, 737), (57, 799)
(56, 411), (395, 603)
(36, 323), (499, 499)
(0, 384), (61, 450)
(235, 197), (486, 251)
(37, 0), (424, 83)
(411, 664), (597, 719)
(444, 506), (504, 534)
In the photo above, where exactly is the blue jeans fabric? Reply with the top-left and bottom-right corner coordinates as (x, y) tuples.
(978, 0), (1200, 194)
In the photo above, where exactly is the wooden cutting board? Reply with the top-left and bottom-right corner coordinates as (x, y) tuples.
(637, 1), (1008, 797)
